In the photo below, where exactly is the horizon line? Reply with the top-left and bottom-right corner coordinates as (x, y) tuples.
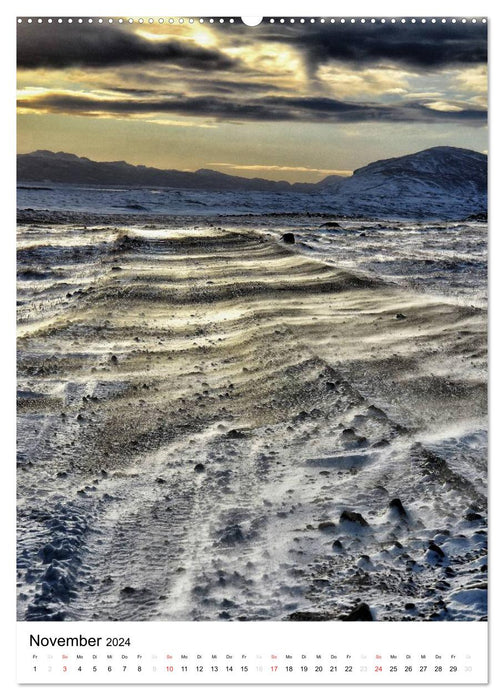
(16, 144), (487, 186)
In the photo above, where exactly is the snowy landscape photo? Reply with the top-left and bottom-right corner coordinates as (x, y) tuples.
(16, 17), (487, 623)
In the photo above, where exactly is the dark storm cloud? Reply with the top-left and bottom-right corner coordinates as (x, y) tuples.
(17, 20), (487, 74)
(236, 20), (488, 71)
(186, 78), (284, 94)
(101, 87), (162, 97)
(18, 91), (487, 125)
(16, 22), (237, 70)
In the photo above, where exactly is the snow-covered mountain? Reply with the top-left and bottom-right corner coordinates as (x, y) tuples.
(320, 146), (487, 219)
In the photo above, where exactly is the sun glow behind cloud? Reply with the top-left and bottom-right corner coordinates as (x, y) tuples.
(316, 64), (412, 98)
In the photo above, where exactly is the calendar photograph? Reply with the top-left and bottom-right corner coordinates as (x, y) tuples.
(17, 16), (487, 630)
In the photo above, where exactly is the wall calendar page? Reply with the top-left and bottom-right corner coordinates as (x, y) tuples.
(15, 7), (489, 687)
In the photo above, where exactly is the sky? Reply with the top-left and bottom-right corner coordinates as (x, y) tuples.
(16, 17), (487, 183)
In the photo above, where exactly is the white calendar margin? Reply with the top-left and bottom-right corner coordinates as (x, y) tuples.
(17, 620), (488, 684)
(3, 1), (501, 698)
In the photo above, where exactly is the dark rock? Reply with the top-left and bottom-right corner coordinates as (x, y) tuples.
(372, 439), (390, 448)
(295, 410), (310, 421)
(340, 511), (369, 527)
(155, 477), (166, 484)
(288, 611), (335, 621)
(326, 381), (337, 390)
(320, 222), (341, 228)
(342, 428), (356, 439)
(219, 523), (244, 545)
(395, 313), (407, 320)
(389, 498), (408, 519)
(405, 602), (416, 610)
(340, 428), (368, 447)
(110, 355), (118, 364)
(341, 602), (373, 621)
(194, 463), (205, 473)
(427, 541), (445, 558)
(282, 232), (295, 244)
(367, 405), (388, 419)
(465, 512), (483, 521)
(332, 540), (344, 550)
(120, 586), (137, 596)
(40, 544), (71, 563)
(318, 521), (337, 531)
(225, 429), (246, 439)
(313, 578), (331, 587)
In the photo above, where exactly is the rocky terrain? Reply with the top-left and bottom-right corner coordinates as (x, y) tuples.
(17, 217), (487, 622)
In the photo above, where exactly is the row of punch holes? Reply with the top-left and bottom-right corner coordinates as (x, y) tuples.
(17, 17), (487, 25)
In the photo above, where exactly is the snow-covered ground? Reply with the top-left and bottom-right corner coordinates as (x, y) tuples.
(17, 215), (487, 622)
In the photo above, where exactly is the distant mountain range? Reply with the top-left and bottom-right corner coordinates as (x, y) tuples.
(17, 146), (487, 218)
(17, 149), (338, 193)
